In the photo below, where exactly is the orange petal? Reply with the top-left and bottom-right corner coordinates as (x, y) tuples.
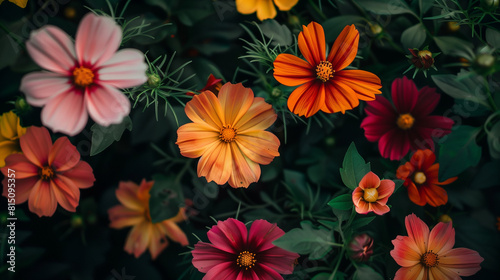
(322, 80), (359, 114)
(405, 214), (429, 255)
(218, 83), (254, 126)
(393, 266), (425, 280)
(115, 181), (144, 211)
(28, 179), (57, 217)
(410, 149), (435, 170)
(334, 70), (382, 100)
(287, 81), (325, 117)
(420, 184), (448, 207)
(2, 176), (37, 204)
(359, 171), (380, 189)
(176, 123), (219, 158)
(235, 97), (277, 132)
(185, 90), (224, 130)
(197, 142), (232, 185)
(20, 126), (52, 168)
(236, 0), (257, 14)
(352, 187), (363, 206)
(125, 221), (151, 258)
(439, 248), (484, 276)
(327, 25), (359, 71)
(57, 161), (95, 189)
(161, 220), (189, 246)
(371, 202), (390, 215)
(354, 200), (370, 214)
(1, 153), (38, 179)
(256, 0), (277, 20)
(49, 137), (80, 171)
(51, 177), (80, 212)
(108, 205), (144, 229)
(298, 22), (326, 66)
(148, 226), (169, 260)
(377, 179), (395, 199)
(391, 235), (422, 267)
(228, 142), (261, 188)
(273, 53), (315, 86)
(274, 0), (299, 11)
(428, 221), (455, 255)
(236, 130), (280, 165)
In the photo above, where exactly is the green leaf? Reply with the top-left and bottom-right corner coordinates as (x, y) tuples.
(486, 28), (500, 48)
(312, 272), (346, 280)
(339, 142), (371, 190)
(433, 36), (474, 58)
(328, 194), (353, 211)
(393, 179), (405, 192)
(322, 15), (366, 42)
(485, 113), (500, 159)
(273, 221), (333, 260)
(259, 19), (292, 47)
(353, 265), (384, 280)
(355, 0), (414, 15)
(401, 23), (426, 50)
(350, 216), (376, 229)
(438, 126), (482, 181)
(472, 160), (500, 189)
(90, 116), (132, 156)
(149, 174), (184, 223)
(283, 169), (310, 202)
(432, 72), (491, 109)
(419, 0), (435, 14)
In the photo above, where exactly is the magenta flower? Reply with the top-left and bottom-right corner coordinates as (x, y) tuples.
(20, 13), (147, 136)
(192, 218), (299, 280)
(360, 76), (454, 160)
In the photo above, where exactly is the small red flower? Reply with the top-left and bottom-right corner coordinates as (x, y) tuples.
(348, 233), (374, 262)
(352, 171), (395, 215)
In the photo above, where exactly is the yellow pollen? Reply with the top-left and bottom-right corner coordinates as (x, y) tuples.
(316, 61), (334, 82)
(363, 188), (379, 203)
(397, 114), (415, 130)
(40, 166), (54, 181)
(421, 251), (439, 267)
(220, 125), (236, 143)
(237, 251), (256, 269)
(73, 66), (94, 87)
(414, 172), (427, 185)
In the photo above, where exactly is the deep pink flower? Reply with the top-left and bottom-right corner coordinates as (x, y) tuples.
(348, 233), (374, 262)
(361, 76), (454, 160)
(192, 218), (299, 280)
(20, 13), (147, 136)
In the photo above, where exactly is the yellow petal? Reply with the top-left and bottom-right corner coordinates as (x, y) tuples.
(236, 0), (258, 14)
(274, 0), (298, 11)
(256, 0), (277, 20)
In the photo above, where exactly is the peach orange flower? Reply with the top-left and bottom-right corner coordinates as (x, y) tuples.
(0, 0), (27, 8)
(273, 22), (382, 117)
(391, 213), (483, 280)
(1, 126), (95, 217)
(108, 179), (189, 260)
(352, 171), (395, 215)
(176, 82), (280, 188)
(236, 0), (299, 21)
(396, 149), (457, 207)
(20, 13), (147, 136)
(0, 111), (26, 167)
(192, 218), (299, 279)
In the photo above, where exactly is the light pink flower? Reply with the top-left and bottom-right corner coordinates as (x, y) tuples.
(20, 13), (147, 136)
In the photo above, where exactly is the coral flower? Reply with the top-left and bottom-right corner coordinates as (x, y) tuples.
(361, 76), (454, 160)
(236, 0), (299, 21)
(20, 13), (147, 136)
(390, 213), (483, 280)
(1, 126), (95, 217)
(176, 82), (280, 188)
(192, 218), (299, 280)
(108, 179), (189, 260)
(396, 149), (457, 207)
(0, 111), (26, 167)
(352, 171), (395, 215)
(348, 233), (374, 262)
(273, 22), (382, 117)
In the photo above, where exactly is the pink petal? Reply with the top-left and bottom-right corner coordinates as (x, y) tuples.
(228, 143), (261, 188)
(360, 115), (396, 142)
(75, 13), (122, 67)
(108, 205), (144, 228)
(359, 171), (380, 189)
(49, 137), (80, 171)
(20, 126), (52, 168)
(418, 116), (454, 134)
(352, 187), (363, 207)
(439, 248), (484, 276)
(1, 154), (39, 179)
(428, 221), (455, 255)
(97, 49), (148, 88)
(2, 176), (38, 204)
(248, 220), (284, 251)
(207, 218), (248, 254)
(371, 202), (390, 215)
(391, 77), (419, 113)
(393, 265), (425, 280)
(258, 246), (299, 275)
(364, 95), (396, 117)
(57, 161), (95, 189)
(41, 90), (87, 136)
(354, 200), (370, 214)
(378, 128), (410, 161)
(26, 25), (76, 74)
(254, 263), (286, 279)
(390, 235), (423, 267)
(85, 84), (131, 127)
(50, 177), (80, 212)
(192, 242), (233, 273)
(20, 72), (72, 107)
(218, 83), (255, 126)
(28, 179), (57, 217)
(405, 214), (430, 255)
(203, 262), (239, 280)
(412, 86), (440, 118)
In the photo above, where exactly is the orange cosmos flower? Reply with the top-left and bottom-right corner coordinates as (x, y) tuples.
(396, 149), (457, 207)
(108, 179), (189, 260)
(273, 22), (382, 117)
(391, 214), (483, 280)
(236, 0), (299, 21)
(176, 82), (280, 188)
(352, 171), (395, 215)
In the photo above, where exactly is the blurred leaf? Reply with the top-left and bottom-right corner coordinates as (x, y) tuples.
(130, 107), (170, 145)
(432, 72), (491, 109)
(401, 23), (426, 50)
(419, 0), (435, 14)
(261, 158), (281, 182)
(312, 272), (346, 280)
(273, 221), (333, 260)
(485, 114), (500, 159)
(350, 216), (376, 229)
(438, 126), (482, 181)
(149, 174), (184, 222)
(472, 160), (500, 189)
(433, 36), (474, 58)
(340, 142), (371, 190)
(328, 194), (353, 211)
(90, 116), (132, 156)
(176, 0), (214, 26)
(355, 0), (414, 15)
(322, 15), (365, 42)
(283, 169), (310, 202)
(447, 188), (485, 210)
(259, 19), (292, 47)
(486, 28), (500, 48)
(353, 265), (384, 280)
(393, 179), (405, 192)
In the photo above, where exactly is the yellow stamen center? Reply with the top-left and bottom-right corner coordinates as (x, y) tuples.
(220, 125), (236, 143)
(363, 188), (379, 203)
(237, 251), (256, 269)
(414, 172), (427, 185)
(421, 251), (439, 267)
(316, 61), (334, 82)
(73, 66), (94, 87)
(40, 166), (54, 181)
(397, 114), (415, 130)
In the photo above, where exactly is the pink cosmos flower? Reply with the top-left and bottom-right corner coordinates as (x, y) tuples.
(360, 76), (454, 160)
(348, 233), (374, 262)
(352, 171), (395, 215)
(391, 214), (483, 280)
(1, 126), (95, 217)
(20, 13), (147, 136)
(192, 218), (299, 280)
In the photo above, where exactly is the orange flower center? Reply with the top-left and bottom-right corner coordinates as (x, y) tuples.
(220, 125), (236, 143)
(363, 188), (379, 202)
(414, 172), (427, 184)
(73, 66), (94, 87)
(40, 166), (54, 181)
(316, 61), (334, 82)
(396, 113), (415, 130)
(237, 251), (256, 269)
(421, 251), (439, 267)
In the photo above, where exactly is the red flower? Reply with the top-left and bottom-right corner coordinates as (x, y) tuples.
(396, 149), (457, 207)
(352, 171), (395, 215)
(1, 126), (95, 217)
(186, 74), (223, 96)
(361, 76), (454, 160)
(191, 218), (299, 279)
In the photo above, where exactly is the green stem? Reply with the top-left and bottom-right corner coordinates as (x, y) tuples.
(308, 0), (328, 21)
(0, 21), (24, 50)
(330, 246), (346, 280)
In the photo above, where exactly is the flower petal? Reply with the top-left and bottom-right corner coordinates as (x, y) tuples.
(419, 184), (448, 207)
(20, 126), (52, 168)
(298, 22), (326, 66)
(197, 142), (232, 186)
(124, 221), (151, 258)
(378, 128), (410, 161)
(377, 179), (395, 199)
(161, 220), (189, 246)
(371, 202), (390, 215)
(248, 219), (284, 251)
(2, 176), (38, 204)
(393, 265), (425, 280)
(85, 84), (131, 127)
(428, 221), (455, 255)
(114, 181), (144, 211)
(108, 205), (144, 228)
(405, 213), (430, 255)
(359, 171), (380, 189)
(361, 115), (396, 142)
(327, 25), (359, 71)
(203, 262), (239, 280)
(228, 142), (261, 188)
(258, 246), (299, 274)
(192, 242), (233, 273)
(322, 79), (359, 114)
(1, 153), (38, 179)
(49, 137), (80, 171)
(236, 0), (257, 14)
(97, 49), (148, 88)
(207, 218), (248, 254)
(439, 248), (484, 276)
(20, 72), (72, 107)
(148, 226), (168, 260)
(273, 54), (314, 86)
(287, 81), (325, 118)
(41, 89), (87, 136)
(274, 0), (299, 11)
(185, 90), (224, 130)
(391, 235), (423, 267)
(391, 76), (418, 113)
(236, 130), (279, 165)
(355, 200), (370, 214)
(51, 177), (80, 212)
(235, 97), (277, 133)
(256, 0), (277, 20)
(412, 86), (440, 118)
(57, 161), (95, 189)
(28, 179), (57, 217)
(218, 83), (254, 126)
(176, 123), (220, 158)
(335, 70), (382, 100)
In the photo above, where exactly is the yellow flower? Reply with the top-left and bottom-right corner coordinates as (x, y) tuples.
(0, 0), (28, 8)
(0, 111), (26, 167)
(236, 0), (299, 21)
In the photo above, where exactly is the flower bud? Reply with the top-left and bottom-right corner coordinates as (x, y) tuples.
(409, 49), (435, 70)
(439, 214), (452, 223)
(348, 233), (374, 262)
(481, 0), (499, 11)
(147, 73), (162, 88)
(271, 87), (283, 98)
